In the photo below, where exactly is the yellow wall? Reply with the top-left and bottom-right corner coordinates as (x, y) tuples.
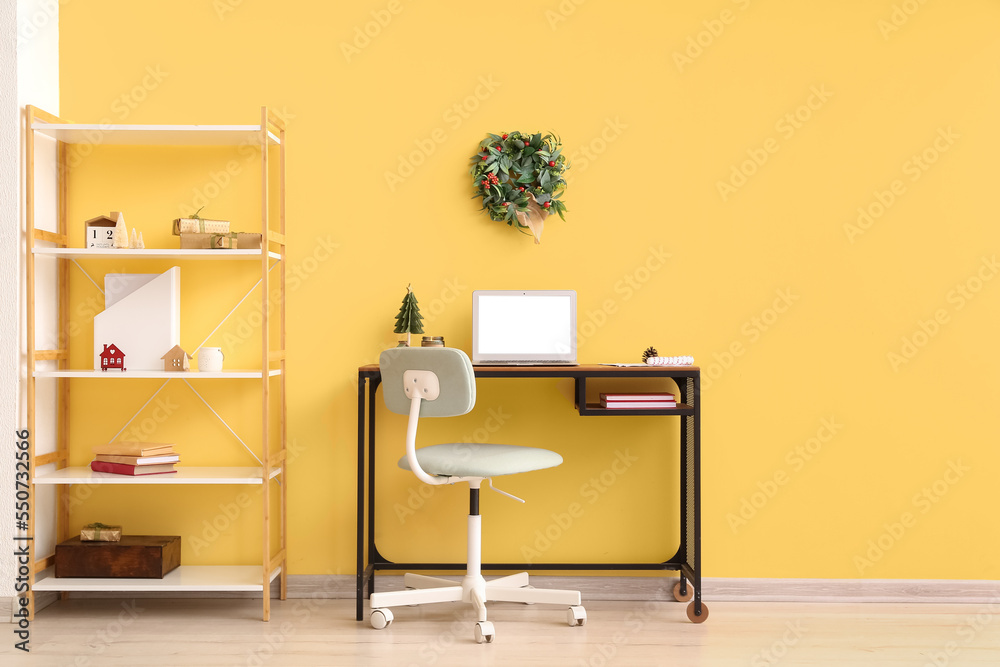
(56, 1), (1000, 580)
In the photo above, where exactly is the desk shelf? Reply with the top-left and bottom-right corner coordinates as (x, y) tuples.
(579, 403), (694, 416)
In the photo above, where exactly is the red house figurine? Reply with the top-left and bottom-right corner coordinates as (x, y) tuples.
(99, 344), (126, 372)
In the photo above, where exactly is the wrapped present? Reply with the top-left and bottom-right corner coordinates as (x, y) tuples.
(80, 522), (122, 542)
(179, 232), (262, 250)
(211, 233), (238, 249)
(172, 217), (231, 235)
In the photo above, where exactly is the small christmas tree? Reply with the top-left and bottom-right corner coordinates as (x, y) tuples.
(113, 213), (129, 249)
(393, 284), (424, 346)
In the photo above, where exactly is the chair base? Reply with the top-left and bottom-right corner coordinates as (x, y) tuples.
(369, 571), (586, 642)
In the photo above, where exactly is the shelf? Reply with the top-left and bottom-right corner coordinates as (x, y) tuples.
(31, 123), (280, 146)
(33, 565), (281, 592)
(33, 369), (281, 379)
(33, 466), (281, 485)
(580, 403), (695, 416)
(33, 248), (281, 261)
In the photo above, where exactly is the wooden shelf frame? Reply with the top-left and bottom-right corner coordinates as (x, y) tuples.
(24, 106), (288, 621)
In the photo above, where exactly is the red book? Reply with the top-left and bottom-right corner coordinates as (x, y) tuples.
(90, 460), (177, 476)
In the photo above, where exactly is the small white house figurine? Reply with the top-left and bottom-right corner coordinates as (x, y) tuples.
(84, 212), (123, 249)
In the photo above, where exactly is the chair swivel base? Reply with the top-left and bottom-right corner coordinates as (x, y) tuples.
(369, 572), (586, 643)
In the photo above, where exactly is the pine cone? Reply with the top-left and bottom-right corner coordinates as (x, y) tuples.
(642, 346), (658, 363)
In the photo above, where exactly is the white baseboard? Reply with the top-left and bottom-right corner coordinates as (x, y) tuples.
(701, 577), (1000, 604)
(288, 575), (999, 604)
(6, 575), (995, 619)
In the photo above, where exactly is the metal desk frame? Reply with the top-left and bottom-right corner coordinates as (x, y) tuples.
(356, 364), (703, 622)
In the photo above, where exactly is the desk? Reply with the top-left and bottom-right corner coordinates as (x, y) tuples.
(356, 364), (705, 622)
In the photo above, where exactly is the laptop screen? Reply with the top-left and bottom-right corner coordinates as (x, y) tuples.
(472, 290), (577, 363)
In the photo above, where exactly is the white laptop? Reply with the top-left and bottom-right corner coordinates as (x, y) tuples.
(472, 290), (578, 365)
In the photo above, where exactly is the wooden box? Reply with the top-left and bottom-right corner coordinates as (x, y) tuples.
(55, 535), (180, 578)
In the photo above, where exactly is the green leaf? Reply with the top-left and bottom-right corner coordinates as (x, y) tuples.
(523, 147), (535, 156)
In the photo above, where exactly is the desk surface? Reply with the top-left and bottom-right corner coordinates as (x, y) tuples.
(359, 363), (700, 415)
(359, 363), (700, 377)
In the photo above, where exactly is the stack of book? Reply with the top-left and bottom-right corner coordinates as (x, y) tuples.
(599, 393), (677, 409)
(90, 442), (179, 476)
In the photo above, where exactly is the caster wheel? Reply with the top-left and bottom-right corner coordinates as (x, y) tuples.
(567, 605), (587, 626)
(686, 601), (709, 624)
(370, 608), (393, 629)
(672, 580), (693, 602)
(474, 621), (495, 644)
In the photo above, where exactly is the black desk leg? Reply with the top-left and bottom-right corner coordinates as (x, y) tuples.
(367, 378), (380, 601)
(356, 374), (366, 621)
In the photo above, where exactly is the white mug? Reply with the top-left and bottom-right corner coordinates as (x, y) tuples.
(198, 347), (224, 372)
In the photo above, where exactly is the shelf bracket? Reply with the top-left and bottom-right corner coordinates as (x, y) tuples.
(70, 259), (104, 296)
(182, 379), (265, 470)
(194, 260), (281, 352)
(106, 379), (172, 442)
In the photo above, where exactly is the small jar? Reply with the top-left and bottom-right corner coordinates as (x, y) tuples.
(421, 336), (445, 347)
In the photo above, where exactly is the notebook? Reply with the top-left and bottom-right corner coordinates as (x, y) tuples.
(472, 290), (578, 365)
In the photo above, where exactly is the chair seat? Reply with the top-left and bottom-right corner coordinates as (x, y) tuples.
(398, 443), (562, 478)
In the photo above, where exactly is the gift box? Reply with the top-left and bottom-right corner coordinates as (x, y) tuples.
(80, 522), (122, 542)
(212, 233), (238, 249)
(179, 232), (262, 250)
(172, 217), (230, 235)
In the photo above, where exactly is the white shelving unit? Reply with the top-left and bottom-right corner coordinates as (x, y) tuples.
(34, 566), (282, 593)
(34, 248), (282, 260)
(25, 106), (288, 621)
(33, 467), (283, 485)
(33, 369), (282, 379)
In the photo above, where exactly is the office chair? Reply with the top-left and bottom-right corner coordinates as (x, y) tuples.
(369, 347), (586, 643)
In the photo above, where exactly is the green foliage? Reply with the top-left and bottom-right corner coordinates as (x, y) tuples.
(469, 131), (569, 233)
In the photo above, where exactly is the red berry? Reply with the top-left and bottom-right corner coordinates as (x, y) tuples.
(481, 156), (487, 161)
(548, 161), (555, 167)
(543, 202), (551, 208)
(502, 134), (508, 139)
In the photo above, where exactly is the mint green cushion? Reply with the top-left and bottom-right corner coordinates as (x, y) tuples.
(399, 443), (563, 478)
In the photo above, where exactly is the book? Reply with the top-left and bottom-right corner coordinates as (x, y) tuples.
(90, 460), (177, 476)
(600, 393), (675, 402)
(92, 442), (175, 457)
(600, 400), (677, 409)
(94, 454), (180, 466)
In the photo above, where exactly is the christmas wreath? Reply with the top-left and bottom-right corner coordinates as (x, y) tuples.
(469, 131), (568, 244)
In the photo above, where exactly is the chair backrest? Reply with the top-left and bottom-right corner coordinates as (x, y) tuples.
(379, 347), (476, 417)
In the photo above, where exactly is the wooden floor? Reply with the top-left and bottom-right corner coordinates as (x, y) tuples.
(4, 597), (999, 666)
